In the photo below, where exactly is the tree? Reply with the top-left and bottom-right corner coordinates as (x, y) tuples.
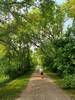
(64, 0), (75, 18)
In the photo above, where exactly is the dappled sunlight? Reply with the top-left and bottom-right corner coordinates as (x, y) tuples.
(31, 77), (42, 81)
(30, 72), (56, 84)
(44, 77), (55, 83)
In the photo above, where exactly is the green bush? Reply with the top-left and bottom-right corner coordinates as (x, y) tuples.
(61, 74), (75, 89)
(5, 63), (33, 79)
(5, 67), (26, 79)
(70, 76), (75, 88)
(5, 67), (21, 79)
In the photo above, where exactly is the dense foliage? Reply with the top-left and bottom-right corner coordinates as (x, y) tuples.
(0, 0), (35, 79)
(0, 0), (75, 88)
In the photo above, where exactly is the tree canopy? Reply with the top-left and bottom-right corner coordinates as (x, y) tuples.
(0, 0), (75, 90)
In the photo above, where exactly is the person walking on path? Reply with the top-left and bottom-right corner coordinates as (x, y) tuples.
(39, 68), (44, 78)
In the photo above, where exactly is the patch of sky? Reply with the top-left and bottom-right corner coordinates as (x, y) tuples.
(54, 0), (73, 31)
(63, 18), (73, 31)
(55, 0), (67, 5)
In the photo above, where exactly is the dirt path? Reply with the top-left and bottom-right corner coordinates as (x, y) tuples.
(16, 72), (71, 100)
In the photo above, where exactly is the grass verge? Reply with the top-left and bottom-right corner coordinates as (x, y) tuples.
(45, 70), (75, 100)
(0, 74), (31, 100)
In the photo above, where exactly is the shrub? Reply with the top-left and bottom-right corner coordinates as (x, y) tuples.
(70, 75), (75, 88)
(61, 74), (75, 89)
(5, 67), (21, 79)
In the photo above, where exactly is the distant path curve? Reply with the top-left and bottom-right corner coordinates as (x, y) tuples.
(16, 71), (71, 100)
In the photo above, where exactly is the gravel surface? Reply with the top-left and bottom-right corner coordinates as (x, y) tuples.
(16, 72), (71, 100)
